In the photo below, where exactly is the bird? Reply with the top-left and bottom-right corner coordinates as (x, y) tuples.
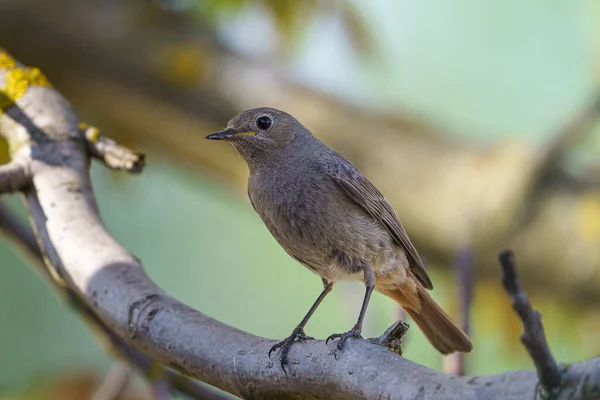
(206, 107), (473, 369)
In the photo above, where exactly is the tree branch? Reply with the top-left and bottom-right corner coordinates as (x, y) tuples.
(91, 363), (132, 400)
(443, 246), (474, 376)
(81, 123), (145, 173)
(499, 250), (565, 397)
(536, 94), (600, 177)
(0, 161), (31, 193)
(2, 50), (600, 400)
(0, 201), (42, 260)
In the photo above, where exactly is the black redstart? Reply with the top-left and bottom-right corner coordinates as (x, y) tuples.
(206, 107), (472, 368)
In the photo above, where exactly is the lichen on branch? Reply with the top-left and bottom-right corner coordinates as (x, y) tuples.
(0, 49), (51, 113)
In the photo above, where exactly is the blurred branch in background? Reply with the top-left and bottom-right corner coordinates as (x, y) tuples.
(91, 363), (132, 400)
(443, 246), (474, 376)
(499, 250), (566, 399)
(1, 0), (599, 308)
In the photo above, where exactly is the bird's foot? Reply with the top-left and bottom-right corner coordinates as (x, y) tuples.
(326, 324), (362, 353)
(268, 327), (314, 373)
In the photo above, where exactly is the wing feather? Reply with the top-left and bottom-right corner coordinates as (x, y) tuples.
(326, 159), (433, 289)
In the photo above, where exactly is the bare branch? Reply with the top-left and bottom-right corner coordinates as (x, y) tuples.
(0, 161), (31, 194)
(91, 363), (132, 400)
(369, 321), (409, 356)
(443, 246), (474, 376)
(498, 250), (565, 396)
(0, 201), (42, 260)
(81, 124), (146, 173)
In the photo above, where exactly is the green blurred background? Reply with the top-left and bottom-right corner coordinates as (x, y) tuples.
(0, 0), (599, 398)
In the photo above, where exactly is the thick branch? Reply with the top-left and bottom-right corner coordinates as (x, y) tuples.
(0, 161), (31, 193)
(2, 51), (600, 400)
(499, 250), (564, 396)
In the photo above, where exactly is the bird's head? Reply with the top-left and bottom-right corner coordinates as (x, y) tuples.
(205, 107), (310, 163)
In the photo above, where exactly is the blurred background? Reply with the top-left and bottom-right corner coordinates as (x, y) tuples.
(0, 0), (599, 398)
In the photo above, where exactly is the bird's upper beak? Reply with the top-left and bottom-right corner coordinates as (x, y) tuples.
(205, 129), (256, 140)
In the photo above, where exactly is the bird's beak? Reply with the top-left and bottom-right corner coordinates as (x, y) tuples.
(205, 129), (256, 140)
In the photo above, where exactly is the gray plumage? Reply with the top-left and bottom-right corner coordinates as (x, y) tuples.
(206, 107), (472, 365)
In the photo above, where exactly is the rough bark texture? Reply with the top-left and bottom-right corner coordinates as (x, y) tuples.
(1, 50), (600, 400)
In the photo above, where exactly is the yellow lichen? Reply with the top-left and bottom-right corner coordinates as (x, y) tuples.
(27, 67), (51, 87)
(84, 125), (100, 143)
(4, 69), (32, 101)
(0, 64), (52, 112)
(0, 51), (16, 70)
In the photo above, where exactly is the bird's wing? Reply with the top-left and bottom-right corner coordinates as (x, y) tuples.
(325, 157), (433, 289)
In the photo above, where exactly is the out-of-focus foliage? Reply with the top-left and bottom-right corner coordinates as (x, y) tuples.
(153, 0), (372, 54)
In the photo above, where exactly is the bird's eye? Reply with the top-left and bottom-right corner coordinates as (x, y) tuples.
(256, 116), (272, 130)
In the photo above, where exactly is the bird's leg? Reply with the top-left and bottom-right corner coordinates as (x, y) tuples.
(326, 264), (375, 352)
(269, 279), (333, 371)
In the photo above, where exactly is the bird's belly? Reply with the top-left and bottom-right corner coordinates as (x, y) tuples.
(318, 256), (406, 284)
(251, 181), (406, 283)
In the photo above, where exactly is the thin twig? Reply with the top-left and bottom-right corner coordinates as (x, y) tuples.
(0, 161), (31, 194)
(82, 124), (146, 173)
(498, 250), (564, 396)
(443, 246), (474, 376)
(91, 362), (132, 400)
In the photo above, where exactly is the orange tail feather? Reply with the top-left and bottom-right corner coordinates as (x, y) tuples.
(381, 283), (473, 354)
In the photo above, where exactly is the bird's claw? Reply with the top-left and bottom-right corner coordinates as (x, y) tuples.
(268, 328), (314, 372)
(326, 325), (362, 352)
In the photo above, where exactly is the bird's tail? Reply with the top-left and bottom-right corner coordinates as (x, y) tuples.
(381, 282), (473, 354)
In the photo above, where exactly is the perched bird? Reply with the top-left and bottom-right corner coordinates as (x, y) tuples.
(206, 107), (472, 368)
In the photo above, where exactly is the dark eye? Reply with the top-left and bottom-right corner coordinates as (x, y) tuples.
(256, 116), (272, 130)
